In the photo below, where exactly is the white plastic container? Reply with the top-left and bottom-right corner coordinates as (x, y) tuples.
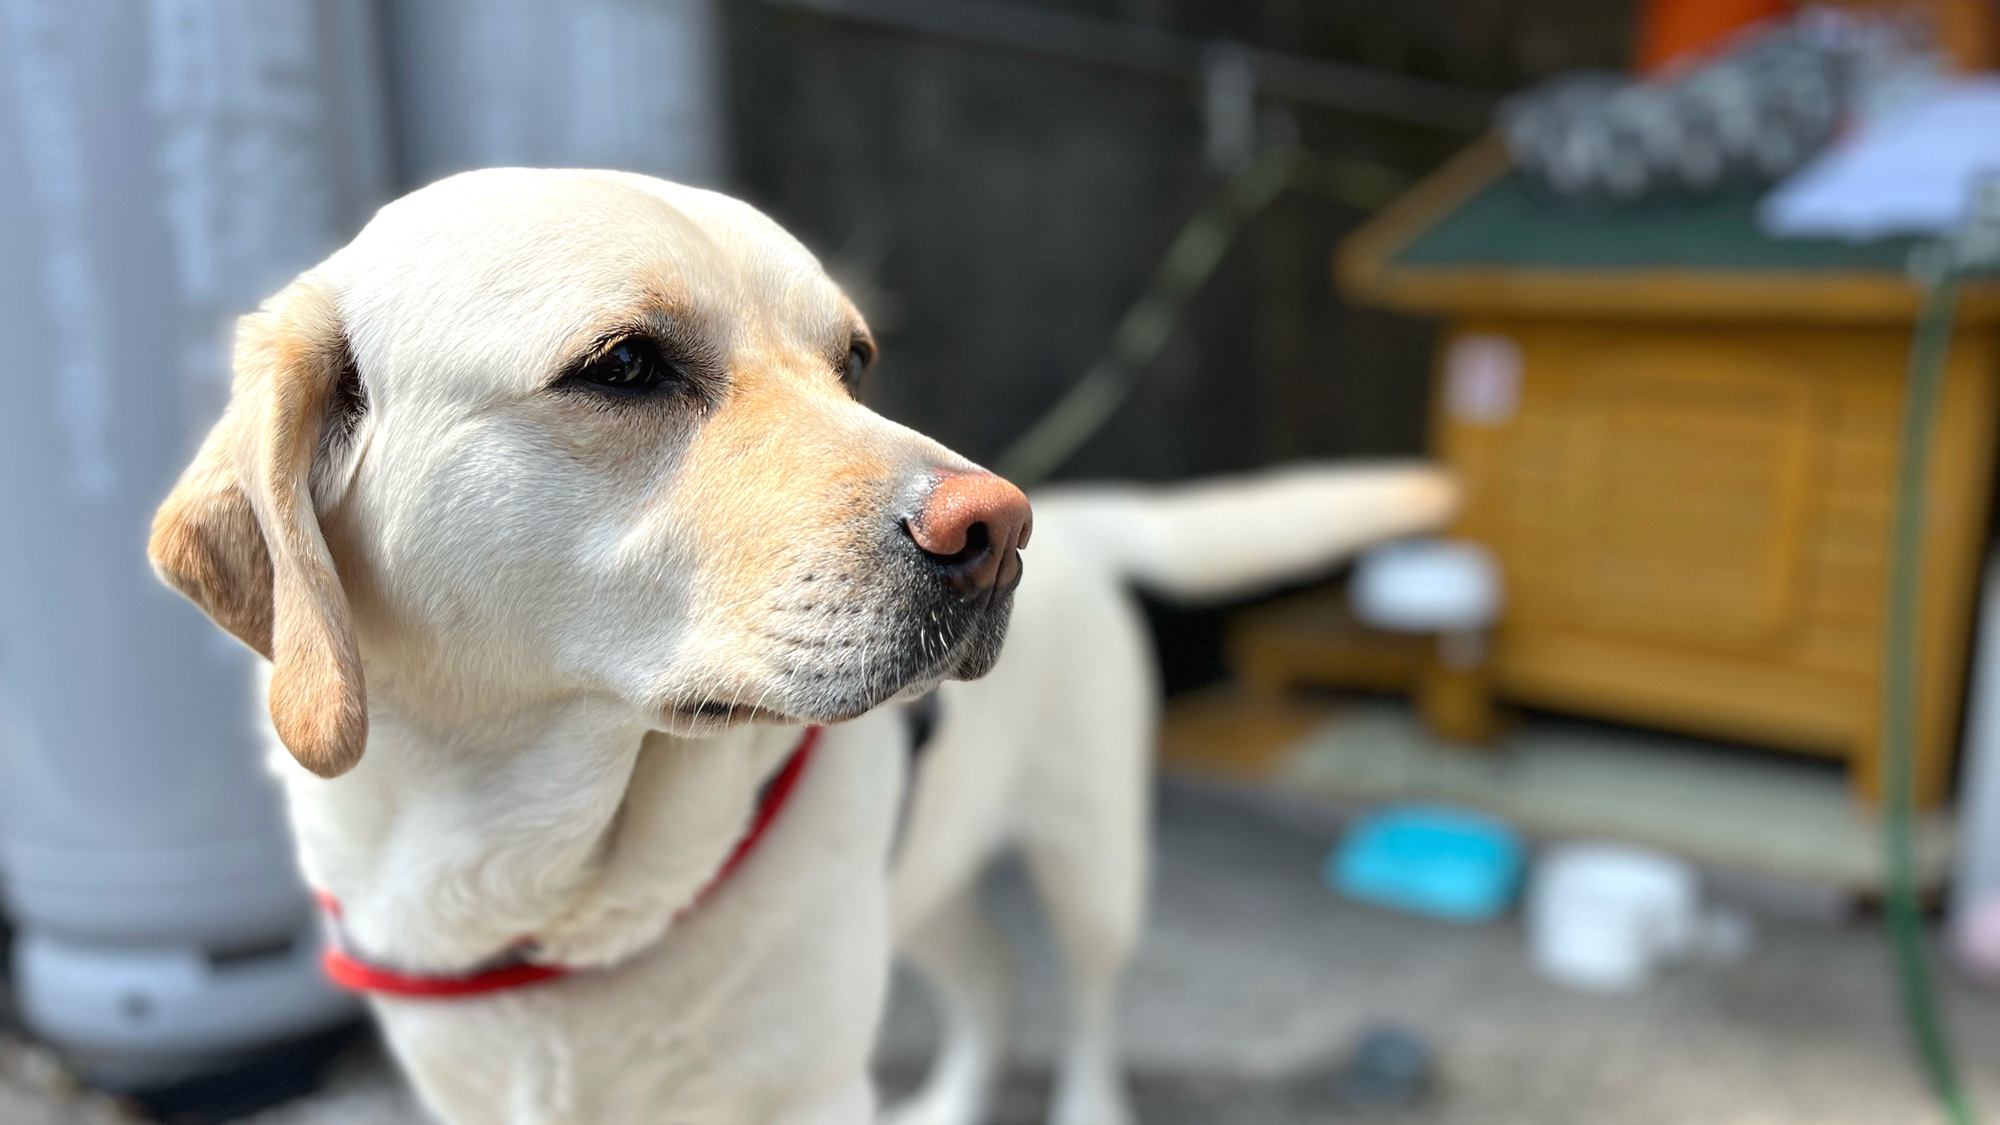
(1349, 538), (1503, 636)
(1526, 843), (1749, 993)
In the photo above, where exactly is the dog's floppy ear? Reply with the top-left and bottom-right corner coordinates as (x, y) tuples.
(150, 279), (368, 778)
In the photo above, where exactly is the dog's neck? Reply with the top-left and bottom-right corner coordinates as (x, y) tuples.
(274, 673), (807, 974)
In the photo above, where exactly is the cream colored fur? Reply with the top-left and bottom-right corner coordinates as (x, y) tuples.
(886, 464), (1454, 1125)
(146, 166), (1454, 1125)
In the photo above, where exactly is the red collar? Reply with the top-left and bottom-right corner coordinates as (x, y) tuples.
(314, 726), (822, 999)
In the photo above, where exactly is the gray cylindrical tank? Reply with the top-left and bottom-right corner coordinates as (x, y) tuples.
(384, 0), (729, 188)
(0, 0), (388, 1085)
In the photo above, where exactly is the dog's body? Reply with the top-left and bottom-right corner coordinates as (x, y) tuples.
(885, 467), (1453, 1125)
(147, 166), (1450, 1125)
(282, 463), (1450, 1125)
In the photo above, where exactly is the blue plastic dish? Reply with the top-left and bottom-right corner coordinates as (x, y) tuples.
(1327, 804), (1525, 923)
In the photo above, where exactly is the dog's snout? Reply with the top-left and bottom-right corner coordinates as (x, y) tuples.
(905, 470), (1032, 599)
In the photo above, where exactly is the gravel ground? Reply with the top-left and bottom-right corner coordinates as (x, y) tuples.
(7, 777), (2000, 1124)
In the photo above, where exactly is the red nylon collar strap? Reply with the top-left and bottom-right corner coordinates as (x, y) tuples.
(314, 726), (822, 1000)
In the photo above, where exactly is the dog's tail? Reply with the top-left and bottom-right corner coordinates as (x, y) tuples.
(1029, 461), (1458, 602)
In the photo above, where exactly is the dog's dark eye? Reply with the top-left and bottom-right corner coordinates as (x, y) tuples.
(567, 337), (677, 396)
(843, 344), (870, 392)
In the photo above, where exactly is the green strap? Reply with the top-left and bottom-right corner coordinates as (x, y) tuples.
(1885, 248), (1975, 1125)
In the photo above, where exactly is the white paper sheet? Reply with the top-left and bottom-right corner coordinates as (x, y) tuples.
(1759, 78), (2000, 241)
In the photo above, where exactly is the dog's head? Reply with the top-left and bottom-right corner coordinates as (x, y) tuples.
(148, 170), (1028, 778)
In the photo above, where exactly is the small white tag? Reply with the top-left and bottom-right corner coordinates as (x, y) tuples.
(1445, 334), (1523, 425)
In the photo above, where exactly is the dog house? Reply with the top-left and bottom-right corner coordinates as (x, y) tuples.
(1320, 138), (2000, 808)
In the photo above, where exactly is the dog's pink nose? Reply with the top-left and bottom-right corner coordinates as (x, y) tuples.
(908, 470), (1033, 599)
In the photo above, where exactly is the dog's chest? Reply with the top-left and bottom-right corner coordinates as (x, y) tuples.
(357, 716), (904, 1124)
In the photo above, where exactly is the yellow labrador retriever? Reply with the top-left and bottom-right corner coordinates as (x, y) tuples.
(148, 168), (1451, 1125)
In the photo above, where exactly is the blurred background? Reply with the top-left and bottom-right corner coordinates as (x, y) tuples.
(5, 0), (2000, 1122)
